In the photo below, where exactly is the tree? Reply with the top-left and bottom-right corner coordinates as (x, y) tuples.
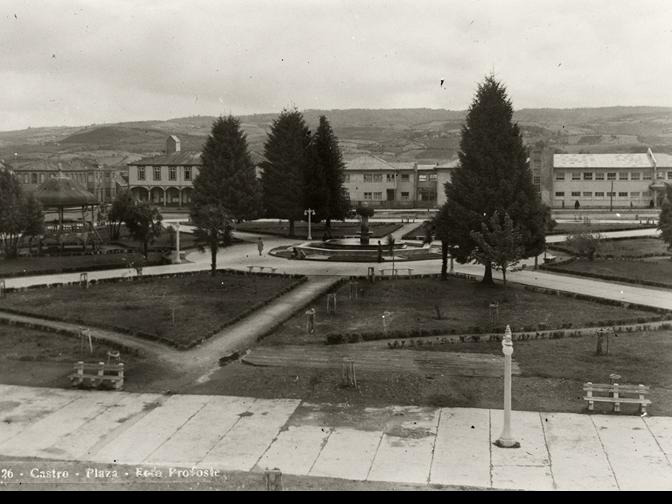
(385, 234), (396, 273)
(107, 190), (135, 240)
(658, 185), (672, 256)
(261, 108), (312, 237)
(566, 231), (602, 261)
(124, 201), (162, 258)
(310, 115), (350, 228)
(190, 203), (232, 275)
(193, 115), (262, 222)
(438, 75), (545, 284)
(433, 205), (458, 280)
(470, 211), (524, 287)
(0, 169), (44, 258)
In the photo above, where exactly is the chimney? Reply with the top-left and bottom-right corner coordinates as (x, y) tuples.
(166, 135), (181, 154)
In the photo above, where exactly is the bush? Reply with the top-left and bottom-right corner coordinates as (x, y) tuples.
(565, 232), (603, 260)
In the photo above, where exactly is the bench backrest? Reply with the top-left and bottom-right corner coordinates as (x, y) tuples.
(583, 382), (649, 394)
(73, 361), (124, 375)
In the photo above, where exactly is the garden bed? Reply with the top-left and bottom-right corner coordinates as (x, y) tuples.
(0, 271), (305, 349)
(542, 257), (672, 288)
(236, 221), (401, 238)
(264, 276), (659, 346)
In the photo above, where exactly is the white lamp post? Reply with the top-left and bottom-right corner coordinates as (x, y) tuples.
(495, 325), (520, 448)
(174, 222), (181, 264)
(304, 208), (315, 240)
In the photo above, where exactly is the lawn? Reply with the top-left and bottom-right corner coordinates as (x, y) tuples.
(549, 258), (672, 287)
(0, 272), (303, 348)
(236, 221), (401, 239)
(554, 237), (669, 258)
(264, 277), (657, 346)
(0, 252), (165, 277)
(550, 222), (657, 235)
(187, 329), (672, 415)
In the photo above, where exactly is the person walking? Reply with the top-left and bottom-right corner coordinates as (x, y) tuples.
(377, 240), (383, 263)
(257, 237), (264, 256)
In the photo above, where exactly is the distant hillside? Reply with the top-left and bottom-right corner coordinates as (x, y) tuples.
(1, 106), (671, 166)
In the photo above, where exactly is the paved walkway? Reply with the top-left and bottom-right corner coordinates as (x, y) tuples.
(1, 384), (671, 490)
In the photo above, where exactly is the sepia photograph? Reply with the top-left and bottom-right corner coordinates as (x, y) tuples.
(1, 0), (672, 492)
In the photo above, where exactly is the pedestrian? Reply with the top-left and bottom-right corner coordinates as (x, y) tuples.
(257, 237), (264, 256)
(377, 240), (383, 263)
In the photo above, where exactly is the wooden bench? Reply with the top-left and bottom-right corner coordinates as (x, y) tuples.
(246, 265), (278, 273)
(380, 267), (414, 278)
(583, 382), (651, 414)
(70, 361), (124, 390)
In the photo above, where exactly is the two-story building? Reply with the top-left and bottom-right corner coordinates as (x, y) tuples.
(343, 155), (459, 209)
(127, 136), (202, 207)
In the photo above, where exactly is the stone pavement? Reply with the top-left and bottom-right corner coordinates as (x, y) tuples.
(1, 384), (672, 490)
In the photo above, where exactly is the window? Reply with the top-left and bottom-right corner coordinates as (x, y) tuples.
(571, 172), (581, 181)
(373, 174), (383, 183)
(401, 174), (410, 182)
(386, 174), (394, 183)
(668, 172), (672, 180)
(31, 173), (38, 184)
(583, 192), (592, 197)
(418, 174), (428, 182)
(643, 172), (652, 180)
(595, 172), (605, 181)
(169, 167), (177, 181)
(607, 173), (616, 181)
(533, 176), (541, 185)
(555, 172), (565, 181)
(583, 172), (593, 181)
(153, 167), (161, 181)
(137, 167), (145, 181)
(373, 192), (383, 200)
(555, 192), (565, 197)
(571, 192), (581, 197)
(400, 192), (410, 200)
(618, 192), (628, 197)
(607, 192), (616, 197)
(619, 172), (628, 181)
(363, 174), (373, 183)
(363, 192), (372, 200)
(631, 172), (640, 181)
(631, 192), (641, 198)
(595, 192), (605, 197)
(184, 167), (192, 181)
(429, 174), (438, 181)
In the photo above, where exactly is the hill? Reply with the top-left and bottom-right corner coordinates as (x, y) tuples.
(1, 106), (671, 166)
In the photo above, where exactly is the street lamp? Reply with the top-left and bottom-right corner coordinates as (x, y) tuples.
(495, 325), (520, 448)
(304, 208), (315, 240)
(174, 221), (181, 264)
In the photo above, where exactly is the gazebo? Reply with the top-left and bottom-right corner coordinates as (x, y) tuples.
(34, 170), (100, 251)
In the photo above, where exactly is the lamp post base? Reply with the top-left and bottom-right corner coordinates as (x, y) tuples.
(494, 438), (520, 449)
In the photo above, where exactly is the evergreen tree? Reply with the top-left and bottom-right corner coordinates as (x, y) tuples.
(22, 193), (45, 254)
(261, 108), (312, 236)
(0, 169), (44, 258)
(470, 211), (524, 287)
(658, 185), (672, 254)
(124, 201), (162, 258)
(310, 115), (349, 228)
(191, 116), (261, 272)
(107, 190), (135, 240)
(437, 76), (545, 284)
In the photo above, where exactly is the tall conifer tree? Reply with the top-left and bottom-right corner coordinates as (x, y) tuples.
(261, 108), (311, 237)
(437, 76), (545, 284)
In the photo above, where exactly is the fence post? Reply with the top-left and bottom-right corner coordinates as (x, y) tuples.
(367, 266), (375, 282)
(264, 468), (283, 491)
(327, 293), (337, 315)
(341, 358), (357, 388)
(80, 272), (89, 289)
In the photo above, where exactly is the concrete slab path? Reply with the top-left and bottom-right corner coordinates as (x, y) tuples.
(2, 384), (672, 490)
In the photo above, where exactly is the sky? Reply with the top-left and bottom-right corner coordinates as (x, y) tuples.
(1, 0), (672, 131)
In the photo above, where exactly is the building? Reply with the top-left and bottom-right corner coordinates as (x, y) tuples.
(127, 136), (202, 207)
(343, 155), (459, 209)
(5, 157), (124, 203)
(549, 148), (671, 209)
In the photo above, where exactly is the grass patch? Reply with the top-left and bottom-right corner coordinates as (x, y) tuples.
(265, 277), (655, 345)
(550, 222), (657, 235)
(0, 252), (164, 277)
(236, 221), (401, 238)
(555, 237), (669, 258)
(548, 258), (672, 287)
(0, 272), (303, 348)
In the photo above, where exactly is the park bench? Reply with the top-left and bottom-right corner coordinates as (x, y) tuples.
(70, 361), (125, 390)
(379, 267), (414, 278)
(246, 265), (278, 274)
(583, 381), (651, 414)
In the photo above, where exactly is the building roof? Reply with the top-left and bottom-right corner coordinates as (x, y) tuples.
(344, 155), (396, 171)
(553, 153), (653, 169)
(653, 153), (672, 168)
(129, 151), (203, 167)
(9, 158), (102, 172)
(34, 171), (99, 208)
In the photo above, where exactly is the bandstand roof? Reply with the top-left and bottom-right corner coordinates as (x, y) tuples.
(34, 171), (99, 208)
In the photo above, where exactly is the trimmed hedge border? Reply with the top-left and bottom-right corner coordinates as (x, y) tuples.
(0, 269), (308, 351)
(546, 225), (657, 236)
(0, 258), (166, 279)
